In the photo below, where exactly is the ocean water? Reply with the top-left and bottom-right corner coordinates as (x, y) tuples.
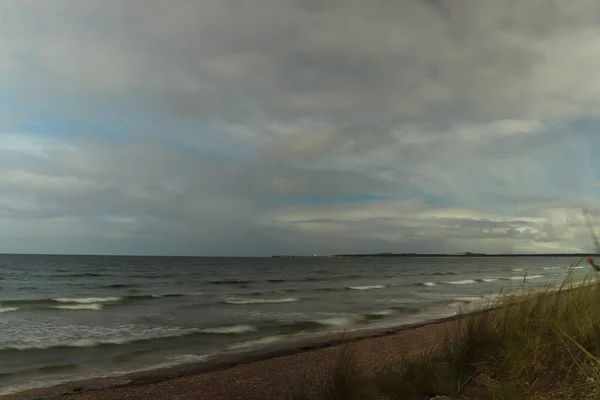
(0, 254), (594, 395)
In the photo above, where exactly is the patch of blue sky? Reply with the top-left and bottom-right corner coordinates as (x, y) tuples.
(548, 116), (600, 149)
(421, 193), (454, 207)
(0, 88), (119, 142)
(3, 87), (259, 163)
(0, 89), (13, 103)
(485, 117), (600, 199)
(544, 122), (600, 191)
(16, 54), (37, 74)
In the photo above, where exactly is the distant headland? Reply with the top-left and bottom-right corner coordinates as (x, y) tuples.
(330, 252), (596, 258)
(272, 252), (596, 258)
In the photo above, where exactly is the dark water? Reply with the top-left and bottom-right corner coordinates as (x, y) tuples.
(0, 254), (593, 394)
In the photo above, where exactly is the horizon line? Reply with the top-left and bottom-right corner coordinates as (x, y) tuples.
(0, 252), (595, 258)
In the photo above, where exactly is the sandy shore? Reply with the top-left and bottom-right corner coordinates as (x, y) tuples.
(3, 313), (469, 400)
(5, 289), (570, 400)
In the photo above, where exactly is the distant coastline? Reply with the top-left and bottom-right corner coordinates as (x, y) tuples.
(272, 252), (597, 258)
(331, 252), (596, 258)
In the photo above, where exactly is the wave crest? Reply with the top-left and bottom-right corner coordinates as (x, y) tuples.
(443, 279), (476, 285)
(509, 275), (543, 280)
(346, 285), (386, 291)
(54, 297), (122, 304)
(223, 297), (300, 305)
(200, 325), (257, 334)
(1, 326), (203, 352)
(53, 304), (103, 311)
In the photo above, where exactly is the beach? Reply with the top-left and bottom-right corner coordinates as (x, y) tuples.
(5, 282), (600, 399)
(0, 254), (592, 398)
(4, 315), (462, 400)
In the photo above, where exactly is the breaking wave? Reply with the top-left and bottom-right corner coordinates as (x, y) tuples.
(509, 275), (543, 280)
(52, 304), (103, 311)
(1, 327), (205, 352)
(443, 279), (477, 285)
(200, 325), (257, 334)
(346, 285), (386, 291)
(223, 297), (300, 305)
(54, 297), (121, 304)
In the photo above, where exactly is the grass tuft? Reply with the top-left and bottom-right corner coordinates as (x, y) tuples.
(293, 270), (600, 399)
(322, 345), (367, 400)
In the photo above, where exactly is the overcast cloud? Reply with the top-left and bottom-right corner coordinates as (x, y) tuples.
(1, 0), (600, 255)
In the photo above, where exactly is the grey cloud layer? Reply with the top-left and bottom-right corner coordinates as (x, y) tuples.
(6, 1), (600, 124)
(0, 0), (599, 254)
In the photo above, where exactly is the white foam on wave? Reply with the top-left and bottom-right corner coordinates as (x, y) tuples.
(455, 296), (483, 302)
(0, 307), (19, 313)
(316, 315), (364, 328)
(168, 354), (211, 363)
(480, 278), (499, 283)
(509, 275), (543, 280)
(542, 267), (562, 270)
(224, 297), (300, 305)
(447, 297), (476, 308)
(572, 266), (585, 269)
(200, 325), (257, 334)
(54, 297), (122, 304)
(113, 354), (212, 376)
(53, 304), (103, 311)
(0, 352), (211, 396)
(227, 336), (282, 350)
(0, 377), (101, 396)
(444, 279), (476, 285)
(447, 295), (499, 310)
(367, 309), (396, 317)
(2, 325), (204, 351)
(447, 301), (468, 308)
(423, 282), (437, 286)
(347, 285), (386, 290)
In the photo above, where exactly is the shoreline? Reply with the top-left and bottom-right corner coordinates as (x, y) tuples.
(1, 312), (486, 399)
(1, 299), (510, 400)
(3, 280), (591, 400)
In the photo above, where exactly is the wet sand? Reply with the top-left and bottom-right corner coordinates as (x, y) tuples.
(2, 314), (468, 400)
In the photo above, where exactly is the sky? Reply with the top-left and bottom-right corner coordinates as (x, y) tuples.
(2, 0), (600, 256)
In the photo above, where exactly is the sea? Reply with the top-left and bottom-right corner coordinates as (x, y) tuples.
(0, 254), (595, 395)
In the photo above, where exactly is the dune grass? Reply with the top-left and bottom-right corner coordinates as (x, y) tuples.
(292, 264), (600, 399)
